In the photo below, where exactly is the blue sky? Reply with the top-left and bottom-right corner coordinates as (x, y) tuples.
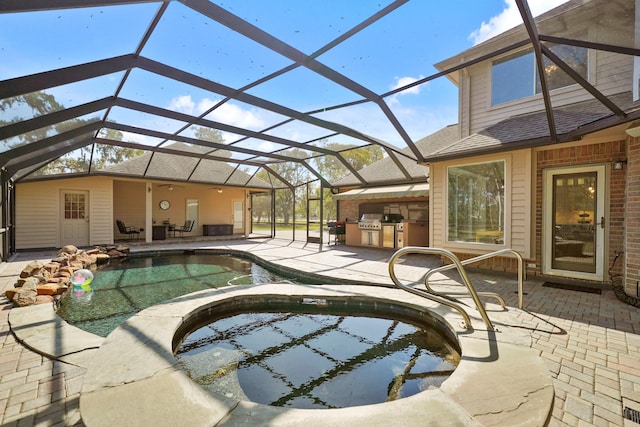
(0, 0), (568, 151)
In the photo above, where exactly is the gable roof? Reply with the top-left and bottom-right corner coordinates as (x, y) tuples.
(100, 142), (272, 188)
(333, 124), (460, 187)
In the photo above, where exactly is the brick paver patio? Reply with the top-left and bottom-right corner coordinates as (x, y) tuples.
(0, 239), (638, 426)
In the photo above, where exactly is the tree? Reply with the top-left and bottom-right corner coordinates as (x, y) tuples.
(1, 92), (142, 175)
(313, 142), (385, 221)
(194, 126), (230, 158)
(255, 149), (312, 225)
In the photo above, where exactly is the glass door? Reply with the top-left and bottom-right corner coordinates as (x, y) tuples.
(306, 181), (322, 243)
(544, 166), (605, 280)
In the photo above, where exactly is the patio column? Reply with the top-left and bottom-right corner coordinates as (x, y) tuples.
(145, 182), (153, 243)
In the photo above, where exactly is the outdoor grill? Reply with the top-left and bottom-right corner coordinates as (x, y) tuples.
(358, 213), (383, 230)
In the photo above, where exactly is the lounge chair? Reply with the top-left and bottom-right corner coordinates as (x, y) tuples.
(173, 220), (194, 237)
(116, 220), (141, 240)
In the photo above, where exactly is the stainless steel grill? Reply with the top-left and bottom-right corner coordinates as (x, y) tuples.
(358, 213), (382, 230)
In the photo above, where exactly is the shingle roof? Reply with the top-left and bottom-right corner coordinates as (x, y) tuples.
(101, 142), (271, 188)
(333, 124), (459, 187)
(425, 92), (640, 162)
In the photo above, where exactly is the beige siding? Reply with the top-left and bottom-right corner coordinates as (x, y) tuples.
(465, 51), (633, 135)
(17, 177), (259, 248)
(16, 177), (113, 249)
(430, 150), (532, 259)
(113, 181), (146, 239)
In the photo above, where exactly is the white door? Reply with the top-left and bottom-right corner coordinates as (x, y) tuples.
(233, 200), (244, 232)
(543, 165), (606, 281)
(61, 191), (89, 247)
(186, 199), (199, 230)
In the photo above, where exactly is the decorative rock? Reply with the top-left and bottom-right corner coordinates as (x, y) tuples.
(58, 245), (79, 256)
(19, 260), (44, 278)
(107, 249), (125, 258)
(70, 261), (85, 270)
(37, 283), (68, 296)
(44, 262), (60, 274)
(13, 277), (38, 307)
(7, 244), (124, 307)
(35, 295), (55, 305)
(59, 266), (77, 275)
(54, 271), (72, 280)
(51, 255), (70, 266)
(95, 254), (110, 264)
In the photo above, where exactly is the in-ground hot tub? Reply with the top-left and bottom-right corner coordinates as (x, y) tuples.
(79, 283), (554, 426)
(173, 295), (461, 409)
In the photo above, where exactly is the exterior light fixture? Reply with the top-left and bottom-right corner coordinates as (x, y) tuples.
(217, 188), (223, 193)
(613, 160), (627, 170)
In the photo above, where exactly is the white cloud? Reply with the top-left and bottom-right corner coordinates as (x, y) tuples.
(469, 0), (569, 45)
(198, 98), (265, 130)
(390, 75), (426, 95)
(167, 95), (266, 131)
(387, 75), (428, 106)
(167, 95), (195, 115)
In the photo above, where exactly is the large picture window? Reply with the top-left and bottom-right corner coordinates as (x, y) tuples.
(491, 44), (588, 105)
(447, 160), (505, 244)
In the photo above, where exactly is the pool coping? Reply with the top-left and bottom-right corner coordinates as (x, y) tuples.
(75, 283), (553, 427)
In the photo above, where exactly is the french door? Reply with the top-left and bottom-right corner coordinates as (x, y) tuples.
(543, 165), (606, 281)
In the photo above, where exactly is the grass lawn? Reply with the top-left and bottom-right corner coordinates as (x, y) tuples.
(252, 222), (323, 232)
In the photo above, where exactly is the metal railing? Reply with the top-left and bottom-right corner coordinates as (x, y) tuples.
(423, 248), (525, 309)
(388, 247), (495, 331)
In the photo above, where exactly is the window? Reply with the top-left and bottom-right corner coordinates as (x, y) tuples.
(447, 160), (505, 244)
(491, 45), (588, 105)
(64, 193), (86, 219)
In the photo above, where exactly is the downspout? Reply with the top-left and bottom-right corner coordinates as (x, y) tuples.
(635, 0), (640, 101)
(0, 169), (10, 261)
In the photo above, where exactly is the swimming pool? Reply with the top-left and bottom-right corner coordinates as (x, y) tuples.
(56, 252), (315, 337)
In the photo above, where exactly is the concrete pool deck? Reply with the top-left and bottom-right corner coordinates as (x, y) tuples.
(0, 237), (639, 425)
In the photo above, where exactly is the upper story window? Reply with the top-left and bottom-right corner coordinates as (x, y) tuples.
(491, 44), (588, 106)
(447, 160), (505, 244)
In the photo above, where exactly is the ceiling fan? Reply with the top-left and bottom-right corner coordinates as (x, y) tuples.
(157, 184), (184, 191)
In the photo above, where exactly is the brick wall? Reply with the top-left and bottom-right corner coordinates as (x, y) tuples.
(535, 140), (626, 281)
(625, 135), (640, 296)
(452, 140), (627, 280)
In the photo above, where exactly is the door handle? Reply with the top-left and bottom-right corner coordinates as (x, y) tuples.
(596, 216), (605, 229)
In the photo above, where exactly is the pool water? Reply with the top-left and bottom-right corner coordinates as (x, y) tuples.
(175, 309), (460, 409)
(56, 253), (301, 337)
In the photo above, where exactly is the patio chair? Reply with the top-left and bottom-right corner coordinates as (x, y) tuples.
(116, 220), (141, 240)
(173, 220), (194, 237)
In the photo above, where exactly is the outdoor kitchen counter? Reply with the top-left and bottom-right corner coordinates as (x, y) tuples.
(344, 221), (429, 248)
(345, 222), (361, 246)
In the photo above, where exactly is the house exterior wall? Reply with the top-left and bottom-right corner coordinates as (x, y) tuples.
(625, 134), (640, 296)
(439, 0), (636, 138)
(429, 136), (626, 279)
(16, 177), (253, 249)
(464, 50), (633, 136)
(430, 149), (533, 262)
(115, 179), (249, 239)
(338, 197), (429, 224)
(534, 137), (626, 280)
(16, 176), (113, 249)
